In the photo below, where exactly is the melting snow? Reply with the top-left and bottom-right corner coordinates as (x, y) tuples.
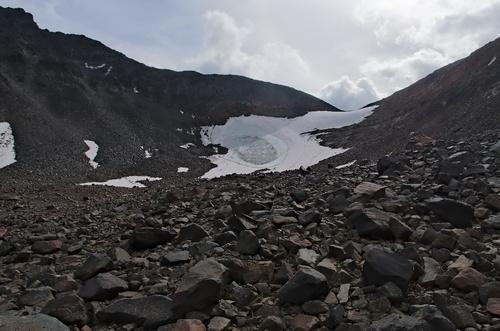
(200, 107), (375, 178)
(180, 143), (195, 149)
(0, 122), (16, 169)
(177, 167), (189, 173)
(336, 160), (357, 169)
(84, 140), (99, 169)
(85, 63), (106, 70)
(80, 176), (161, 188)
(488, 56), (497, 66)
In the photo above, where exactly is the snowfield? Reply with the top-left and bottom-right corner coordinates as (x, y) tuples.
(0, 122), (16, 169)
(200, 107), (375, 178)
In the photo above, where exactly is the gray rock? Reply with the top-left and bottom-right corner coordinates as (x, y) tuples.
(236, 230), (260, 255)
(161, 250), (191, 266)
(298, 208), (322, 225)
(440, 304), (478, 329)
(31, 239), (63, 254)
(97, 295), (182, 330)
(301, 300), (329, 314)
(177, 223), (210, 243)
(485, 193), (500, 211)
(74, 252), (113, 281)
(172, 258), (228, 313)
(347, 208), (394, 240)
(78, 272), (128, 301)
(213, 231), (237, 245)
(260, 315), (286, 331)
(276, 268), (329, 304)
(481, 215), (500, 232)
(17, 286), (54, 308)
(324, 304), (345, 329)
(371, 313), (431, 330)
(427, 198), (474, 228)
(128, 227), (177, 249)
(227, 214), (258, 233)
(328, 195), (350, 214)
(0, 240), (13, 256)
(411, 305), (456, 331)
(0, 313), (70, 331)
(290, 189), (309, 203)
(377, 281), (404, 304)
(41, 292), (90, 326)
(377, 154), (410, 175)
(362, 248), (414, 293)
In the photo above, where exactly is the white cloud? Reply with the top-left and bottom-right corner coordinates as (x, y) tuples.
(186, 10), (312, 88)
(319, 76), (381, 110)
(361, 48), (449, 95)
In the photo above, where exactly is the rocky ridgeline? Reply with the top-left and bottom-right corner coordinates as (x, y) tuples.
(0, 131), (500, 331)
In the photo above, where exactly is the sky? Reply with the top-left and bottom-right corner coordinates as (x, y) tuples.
(1, 0), (500, 110)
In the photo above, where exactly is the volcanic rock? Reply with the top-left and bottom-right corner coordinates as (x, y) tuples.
(362, 248), (414, 292)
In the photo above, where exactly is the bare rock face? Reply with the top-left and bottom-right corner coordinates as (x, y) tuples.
(0, 313), (71, 331)
(172, 258), (228, 313)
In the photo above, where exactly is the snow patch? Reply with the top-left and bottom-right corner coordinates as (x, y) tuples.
(140, 146), (153, 158)
(180, 143), (195, 149)
(336, 160), (357, 169)
(133, 87), (139, 93)
(105, 66), (113, 75)
(177, 167), (189, 173)
(80, 176), (161, 188)
(179, 110), (184, 114)
(85, 63), (106, 70)
(488, 56), (497, 66)
(84, 140), (99, 169)
(0, 122), (16, 168)
(200, 107), (375, 178)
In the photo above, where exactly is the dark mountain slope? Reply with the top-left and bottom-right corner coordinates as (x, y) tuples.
(320, 36), (500, 162)
(0, 7), (337, 181)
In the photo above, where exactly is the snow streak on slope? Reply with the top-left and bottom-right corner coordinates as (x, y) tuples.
(80, 176), (162, 188)
(200, 107), (374, 178)
(84, 140), (99, 169)
(0, 122), (16, 169)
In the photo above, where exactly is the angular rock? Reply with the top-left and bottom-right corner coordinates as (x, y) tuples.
(481, 215), (500, 232)
(450, 267), (488, 292)
(354, 182), (386, 199)
(160, 319), (207, 331)
(485, 193), (500, 211)
(377, 281), (404, 303)
(161, 250), (191, 267)
(276, 268), (329, 304)
(177, 223), (210, 243)
(227, 214), (258, 233)
(236, 230), (260, 255)
(486, 297), (500, 316)
(172, 258), (228, 313)
(362, 248), (414, 292)
(411, 305), (456, 331)
(479, 282), (500, 304)
(290, 314), (320, 331)
(78, 272), (128, 301)
(97, 295), (181, 329)
(298, 208), (322, 225)
(41, 292), (90, 326)
(74, 252), (114, 281)
(230, 200), (270, 215)
(290, 189), (309, 203)
(128, 227), (176, 249)
(0, 240), (13, 256)
(389, 217), (414, 241)
(213, 231), (238, 245)
(301, 300), (329, 314)
(347, 208), (394, 240)
(328, 195), (351, 215)
(441, 304), (478, 329)
(207, 316), (230, 331)
(260, 315), (286, 331)
(297, 248), (319, 266)
(0, 313), (70, 331)
(17, 286), (54, 308)
(377, 154), (410, 175)
(324, 304), (345, 329)
(371, 313), (431, 331)
(418, 257), (444, 286)
(31, 239), (63, 254)
(427, 198), (474, 228)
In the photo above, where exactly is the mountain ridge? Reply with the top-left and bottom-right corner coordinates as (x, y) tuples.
(0, 6), (337, 182)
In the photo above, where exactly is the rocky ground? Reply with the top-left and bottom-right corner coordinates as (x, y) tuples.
(0, 130), (500, 331)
